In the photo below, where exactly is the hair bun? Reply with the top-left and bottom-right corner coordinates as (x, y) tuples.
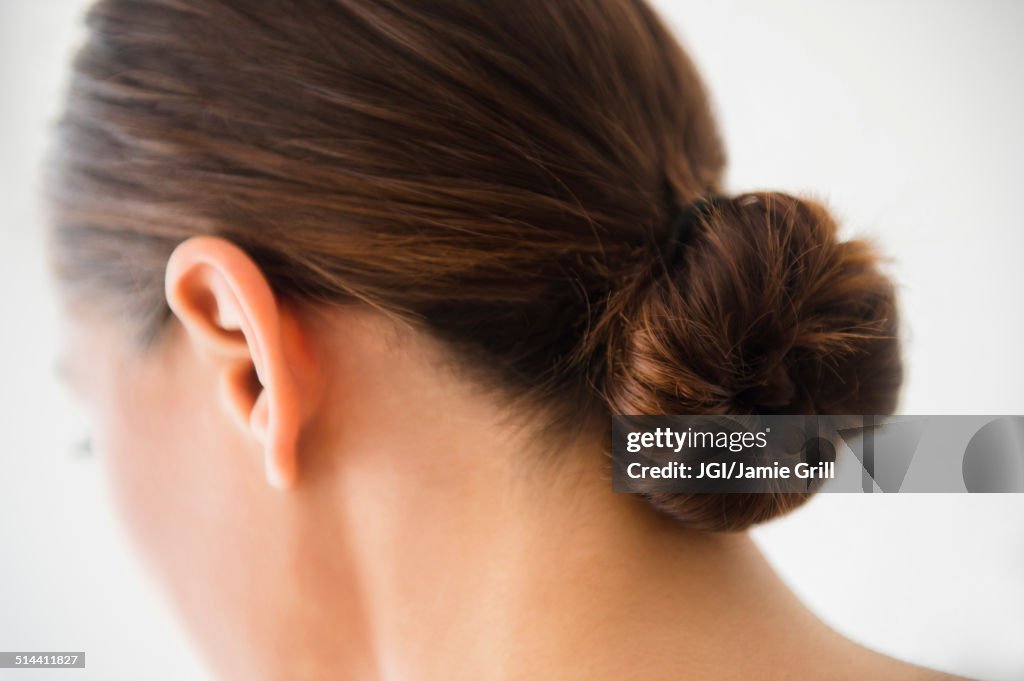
(588, 192), (903, 531)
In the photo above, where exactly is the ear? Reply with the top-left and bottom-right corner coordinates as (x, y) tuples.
(164, 236), (315, 490)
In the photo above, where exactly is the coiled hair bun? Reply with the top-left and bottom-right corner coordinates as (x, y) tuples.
(588, 192), (903, 531)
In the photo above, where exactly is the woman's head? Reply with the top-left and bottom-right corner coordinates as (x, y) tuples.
(49, 0), (901, 670)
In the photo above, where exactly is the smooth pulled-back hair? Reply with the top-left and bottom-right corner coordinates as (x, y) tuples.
(48, 0), (902, 531)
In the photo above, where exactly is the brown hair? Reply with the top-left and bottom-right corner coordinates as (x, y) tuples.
(48, 0), (901, 531)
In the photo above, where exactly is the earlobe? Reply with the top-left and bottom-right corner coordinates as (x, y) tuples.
(164, 236), (307, 490)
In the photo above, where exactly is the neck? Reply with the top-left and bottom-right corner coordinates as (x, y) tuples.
(294, 315), (866, 681)
(332, 428), (844, 681)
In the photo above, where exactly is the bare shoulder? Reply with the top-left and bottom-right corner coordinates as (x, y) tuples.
(903, 666), (977, 681)
(796, 635), (981, 681)
(854, 648), (979, 681)
(894, 667), (977, 681)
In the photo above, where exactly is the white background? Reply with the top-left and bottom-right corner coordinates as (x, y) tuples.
(2, 1), (1022, 680)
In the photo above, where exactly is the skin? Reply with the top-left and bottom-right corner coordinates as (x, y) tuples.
(58, 236), (970, 681)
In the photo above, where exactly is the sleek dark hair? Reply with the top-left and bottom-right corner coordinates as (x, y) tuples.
(48, 0), (902, 531)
